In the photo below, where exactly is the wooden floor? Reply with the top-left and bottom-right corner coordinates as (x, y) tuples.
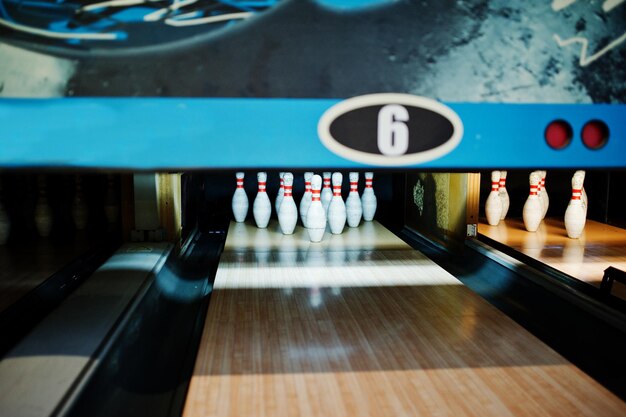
(183, 221), (626, 417)
(478, 218), (626, 299)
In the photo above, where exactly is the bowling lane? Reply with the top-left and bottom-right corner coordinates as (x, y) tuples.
(479, 218), (626, 300)
(183, 221), (626, 417)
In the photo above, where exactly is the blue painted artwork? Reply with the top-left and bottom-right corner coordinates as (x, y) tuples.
(0, 0), (624, 168)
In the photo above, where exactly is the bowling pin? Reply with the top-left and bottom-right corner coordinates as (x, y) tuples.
(522, 171), (542, 232)
(346, 172), (362, 228)
(541, 171), (550, 219)
(299, 172), (313, 227)
(536, 172), (545, 220)
(361, 172), (377, 221)
(278, 173), (297, 235)
(485, 171), (502, 226)
(498, 170), (509, 220)
(565, 171), (586, 239)
(321, 172), (332, 213)
(232, 172), (248, 222)
(253, 172), (271, 228)
(581, 172), (588, 214)
(306, 175), (326, 243)
(275, 172), (285, 213)
(328, 172), (347, 234)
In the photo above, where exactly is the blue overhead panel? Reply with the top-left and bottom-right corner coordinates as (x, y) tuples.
(0, 98), (623, 169)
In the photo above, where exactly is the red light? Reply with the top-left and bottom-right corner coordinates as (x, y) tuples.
(545, 120), (572, 150)
(581, 120), (609, 150)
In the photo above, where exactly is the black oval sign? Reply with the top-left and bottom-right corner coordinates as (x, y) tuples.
(318, 94), (463, 166)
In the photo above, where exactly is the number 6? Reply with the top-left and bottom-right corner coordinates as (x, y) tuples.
(377, 104), (409, 156)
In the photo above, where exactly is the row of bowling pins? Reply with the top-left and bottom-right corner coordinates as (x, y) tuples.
(485, 170), (588, 239)
(485, 170), (549, 227)
(232, 171), (377, 242)
(522, 170), (587, 239)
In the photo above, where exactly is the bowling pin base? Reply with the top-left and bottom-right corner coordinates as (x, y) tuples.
(329, 218), (346, 234)
(486, 217), (500, 226)
(500, 195), (510, 221)
(485, 206), (502, 226)
(564, 204), (586, 239)
(362, 205), (376, 222)
(253, 209), (271, 229)
(279, 222), (296, 235)
(565, 221), (585, 239)
(523, 202), (542, 233)
(523, 220), (540, 233)
(307, 228), (325, 242)
(254, 216), (270, 229)
(347, 217), (361, 228)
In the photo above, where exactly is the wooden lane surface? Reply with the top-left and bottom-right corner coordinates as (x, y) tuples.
(183, 221), (626, 417)
(478, 218), (626, 299)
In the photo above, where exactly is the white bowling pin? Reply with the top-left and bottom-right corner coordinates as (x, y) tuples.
(565, 171), (586, 239)
(306, 175), (326, 243)
(485, 171), (502, 226)
(522, 171), (542, 232)
(328, 172), (347, 234)
(275, 172), (285, 213)
(579, 170), (588, 214)
(253, 172), (271, 228)
(346, 172), (362, 228)
(278, 173), (297, 235)
(299, 172), (314, 227)
(536, 171), (545, 220)
(540, 171), (550, 219)
(498, 170), (510, 220)
(361, 172), (377, 221)
(321, 172), (332, 213)
(232, 172), (248, 222)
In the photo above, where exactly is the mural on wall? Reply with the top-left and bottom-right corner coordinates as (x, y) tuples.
(0, 1), (624, 170)
(0, 0), (624, 101)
